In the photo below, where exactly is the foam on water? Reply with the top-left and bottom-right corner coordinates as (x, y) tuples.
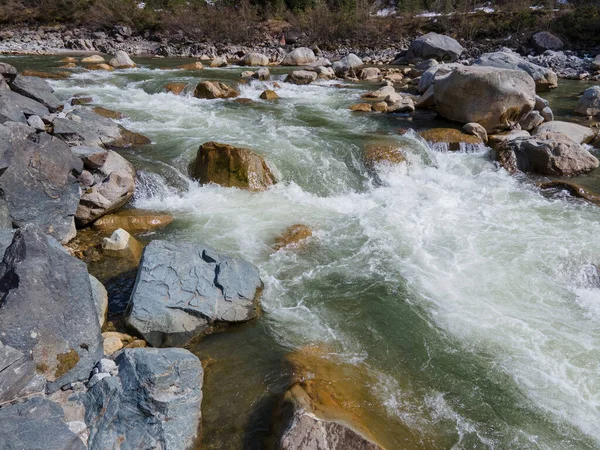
(50, 67), (600, 448)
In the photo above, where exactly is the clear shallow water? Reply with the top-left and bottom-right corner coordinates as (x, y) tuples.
(5, 56), (600, 449)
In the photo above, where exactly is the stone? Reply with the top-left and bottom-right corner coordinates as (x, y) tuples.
(419, 128), (484, 151)
(0, 227), (103, 392)
(574, 86), (600, 117)
(361, 85), (395, 101)
(241, 70), (256, 78)
(359, 67), (381, 81)
(27, 114), (45, 130)
(0, 62), (18, 83)
(0, 132), (79, 242)
(540, 106), (554, 122)
(274, 224), (313, 251)
(406, 32), (464, 63)
(92, 106), (124, 120)
(89, 275), (108, 328)
(434, 65), (536, 133)
(0, 89), (50, 124)
(535, 95), (549, 111)
(386, 95), (415, 113)
(315, 66), (335, 80)
(0, 341), (36, 404)
(519, 110), (545, 131)
(165, 82), (188, 95)
(257, 68), (271, 80)
(102, 228), (144, 261)
(372, 101), (387, 112)
(71, 145), (108, 169)
(91, 209), (173, 233)
(364, 144), (406, 170)
(102, 336), (123, 355)
(260, 89), (279, 100)
(350, 103), (372, 112)
(178, 61), (204, 70)
(126, 240), (263, 347)
(474, 51), (558, 91)
(85, 348), (203, 450)
(21, 70), (70, 80)
(488, 130), (531, 148)
(286, 70), (318, 85)
(194, 81), (240, 99)
(0, 398), (86, 450)
(209, 56), (228, 67)
(81, 55), (105, 63)
(463, 122), (488, 143)
(494, 132), (599, 176)
(282, 47), (317, 66)
(192, 141), (276, 192)
(109, 50), (135, 69)
(243, 52), (270, 66)
(531, 31), (564, 54)
(332, 54), (363, 78)
(76, 150), (136, 226)
(86, 63), (114, 71)
(71, 96), (93, 106)
(533, 121), (596, 144)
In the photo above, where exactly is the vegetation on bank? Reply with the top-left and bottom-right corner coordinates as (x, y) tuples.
(0, 0), (599, 46)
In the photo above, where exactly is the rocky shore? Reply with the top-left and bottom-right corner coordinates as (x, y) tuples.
(0, 27), (599, 449)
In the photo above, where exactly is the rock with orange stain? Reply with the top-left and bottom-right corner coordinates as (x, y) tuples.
(274, 224), (312, 251)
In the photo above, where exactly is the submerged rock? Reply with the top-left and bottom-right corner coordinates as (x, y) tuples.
(165, 82), (188, 95)
(260, 89), (279, 100)
(350, 103), (372, 112)
(102, 228), (144, 261)
(363, 143), (407, 174)
(194, 80), (240, 99)
(178, 61), (204, 70)
(193, 141), (276, 191)
(406, 32), (464, 63)
(85, 348), (203, 450)
(434, 65), (536, 132)
(91, 209), (173, 233)
(494, 132), (599, 177)
(126, 240), (263, 347)
(0, 227), (103, 393)
(109, 50), (135, 69)
(274, 224), (313, 251)
(419, 128), (484, 151)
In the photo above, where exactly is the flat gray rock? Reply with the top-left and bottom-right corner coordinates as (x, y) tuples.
(0, 89), (49, 124)
(85, 348), (203, 450)
(11, 75), (62, 112)
(126, 240), (263, 347)
(406, 32), (464, 63)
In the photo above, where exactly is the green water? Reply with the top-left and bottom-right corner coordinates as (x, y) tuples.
(4, 55), (600, 449)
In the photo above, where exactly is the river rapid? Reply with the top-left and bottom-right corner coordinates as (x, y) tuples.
(6, 56), (600, 450)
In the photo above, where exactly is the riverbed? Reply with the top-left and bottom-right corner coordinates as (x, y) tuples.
(5, 55), (600, 450)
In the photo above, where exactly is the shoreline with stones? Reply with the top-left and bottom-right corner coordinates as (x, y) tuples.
(0, 28), (599, 450)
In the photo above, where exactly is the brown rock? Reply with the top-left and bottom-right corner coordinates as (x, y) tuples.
(111, 128), (151, 147)
(92, 209), (174, 233)
(61, 57), (77, 63)
(81, 55), (105, 63)
(164, 82), (188, 95)
(260, 89), (279, 100)
(102, 228), (144, 262)
(419, 128), (483, 151)
(372, 101), (388, 113)
(274, 224), (312, 251)
(193, 141), (276, 191)
(235, 98), (253, 104)
(194, 81), (240, 99)
(86, 64), (114, 71)
(538, 181), (600, 206)
(21, 70), (69, 79)
(178, 61), (204, 70)
(71, 96), (93, 106)
(59, 63), (77, 69)
(364, 144), (406, 169)
(93, 106), (125, 120)
(350, 103), (372, 112)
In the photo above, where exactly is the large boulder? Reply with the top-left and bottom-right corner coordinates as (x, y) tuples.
(574, 86), (600, 117)
(0, 398), (86, 450)
(286, 70), (318, 85)
(474, 51), (558, 91)
(85, 348), (203, 450)
(242, 52), (270, 66)
(494, 132), (599, 177)
(0, 227), (103, 392)
(10, 75), (62, 112)
(76, 150), (136, 226)
(531, 31), (564, 54)
(281, 47), (317, 66)
(434, 65), (536, 133)
(126, 240), (263, 347)
(192, 141), (276, 191)
(109, 50), (135, 69)
(0, 62), (18, 83)
(406, 33), (464, 63)
(194, 81), (240, 99)
(416, 63), (460, 94)
(332, 54), (363, 78)
(532, 120), (596, 144)
(0, 131), (79, 242)
(0, 89), (50, 124)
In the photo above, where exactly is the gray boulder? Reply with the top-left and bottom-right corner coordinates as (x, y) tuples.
(0, 62), (17, 83)
(533, 120), (596, 144)
(281, 47), (317, 66)
(434, 65), (536, 133)
(11, 75), (62, 112)
(126, 240), (263, 347)
(0, 89), (50, 124)
(0, 398), (86, 450)
(109, 50), (135, 69)
(0, 341), (36, 405)
(0, 227), (103, 393)
(332, 54), (363, 78)
(85, 348), (203, 450)
(0, 132), (79, 242)
(406, 33), (464, 63)
(242, 52), (270, 66)
(519, 110), (545, 131)
(474, 51), (558, 91)
(494, 132), (599, 177)
(76, 150), (136, 226)
(531, 31), (564, 54)
(416, 63), (460, 94)
(286, 70), (318, 85)
(574, 86), (600, 117)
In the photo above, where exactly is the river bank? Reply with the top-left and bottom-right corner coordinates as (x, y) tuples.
(0, 33), (600, 449)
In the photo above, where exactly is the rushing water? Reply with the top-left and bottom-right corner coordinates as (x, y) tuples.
(5, 56), (600, 449)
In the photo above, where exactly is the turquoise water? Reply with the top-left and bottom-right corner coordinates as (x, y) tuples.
(4, 55), (600, 449)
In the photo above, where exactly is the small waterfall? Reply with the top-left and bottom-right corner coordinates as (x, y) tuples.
(427, 141), (488, 153)
(133, 170), (180, 203)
